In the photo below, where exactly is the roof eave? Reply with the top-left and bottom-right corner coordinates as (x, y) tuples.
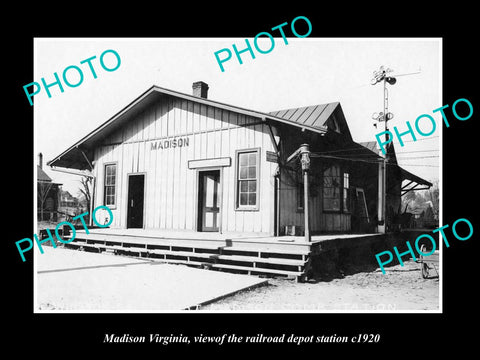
(398, 166), (433, 187)
(48, 85), (331, 170)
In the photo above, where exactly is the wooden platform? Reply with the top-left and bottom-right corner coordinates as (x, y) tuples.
(59, 228), (382, 281)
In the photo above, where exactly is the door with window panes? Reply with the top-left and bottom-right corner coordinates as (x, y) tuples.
(198, 170), (221, 232)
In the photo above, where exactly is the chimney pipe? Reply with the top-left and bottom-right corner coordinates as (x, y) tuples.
(38, 152), (43, 169)
(192, 81), (209, 99)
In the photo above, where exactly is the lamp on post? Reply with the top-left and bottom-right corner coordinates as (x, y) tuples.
(299, 143), (311, 243)
(285, 143), (312, 242)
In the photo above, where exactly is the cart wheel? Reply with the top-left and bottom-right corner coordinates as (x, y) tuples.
(422, 263), (429, 279)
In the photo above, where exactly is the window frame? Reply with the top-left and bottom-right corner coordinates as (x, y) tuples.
(342, 172), (351, 213)
(322, 164), (350, 214)
(235, 148), (260, 211)
(104, 162), (117, 209)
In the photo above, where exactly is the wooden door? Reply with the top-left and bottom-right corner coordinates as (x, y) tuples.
(198, 170), (220, 232)
(127, 174), (145, 228)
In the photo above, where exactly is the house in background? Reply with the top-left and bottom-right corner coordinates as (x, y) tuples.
(58, 190), (85, 221)
(37, 153), (61, 222)
(407, 201), (438, 229)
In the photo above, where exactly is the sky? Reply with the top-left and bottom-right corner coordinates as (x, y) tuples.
(34, 38), (441, 196)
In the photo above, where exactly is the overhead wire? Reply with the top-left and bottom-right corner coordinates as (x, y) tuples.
(398, 135), (439, 143)
(395, 155), (439, 159)
(395, 149), (439, 154)
(311, 146), (378, 155)
(275, 142), (439, 189)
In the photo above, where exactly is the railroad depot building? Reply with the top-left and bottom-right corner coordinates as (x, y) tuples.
(48, 81), (431, 238)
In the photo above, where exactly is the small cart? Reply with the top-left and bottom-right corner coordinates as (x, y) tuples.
(417, 244), (439, 279)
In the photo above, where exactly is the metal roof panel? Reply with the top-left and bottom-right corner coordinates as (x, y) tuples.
(295, 105), (318, 124)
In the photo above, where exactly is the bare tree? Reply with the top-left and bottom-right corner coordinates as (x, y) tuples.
(427, 180), (439, 218)
(38, 181), (53, 221)
(78, 176), (92, 221)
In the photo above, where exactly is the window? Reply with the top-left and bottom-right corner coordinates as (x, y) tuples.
(323, 165), (350, 212)
(104, 163), (116, 207)
(236, 150), (259, 209)
(323, 165), (341, 211)
(343, 172), (350, 212)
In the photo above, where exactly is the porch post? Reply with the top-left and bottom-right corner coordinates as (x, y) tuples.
(90, 176), (96, 227)
(299, 144), (311, 243)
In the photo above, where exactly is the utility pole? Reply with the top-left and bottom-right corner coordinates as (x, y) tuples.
(371, 66), (420, 232)
(371, 66), (396, 233)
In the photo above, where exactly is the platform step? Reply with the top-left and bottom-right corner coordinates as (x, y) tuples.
(210, 263), (303, 277)
(216, 254), (305, 267)
(67, 240), (306, 262)
(225, 245), (310, 256)
(67, 242), (305, 265)
(69, 236), (310, 256)
(69, 236), (226, 250)
(64, 234), (309, 278)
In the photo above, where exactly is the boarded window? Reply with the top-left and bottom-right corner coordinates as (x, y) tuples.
(104, 164), (116, 207)
(237, 150), (259, 209)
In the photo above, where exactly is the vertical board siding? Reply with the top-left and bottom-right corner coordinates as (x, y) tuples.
(278, 160), (351, 233)
(226, 112), (238, 233)
(93, 95), (276, 234)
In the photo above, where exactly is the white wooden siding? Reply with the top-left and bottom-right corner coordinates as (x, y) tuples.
(93, 95), (277, 234)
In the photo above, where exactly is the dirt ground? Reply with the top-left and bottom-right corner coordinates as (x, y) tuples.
(35, 227), (440, 312)
(200, 259), (440, 311)
(36, 248), (267, 311)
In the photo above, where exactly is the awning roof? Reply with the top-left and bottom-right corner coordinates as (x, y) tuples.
(399, 167), (433, 195)
(48, 85), (329, 171)
(356, 142), (433, 194)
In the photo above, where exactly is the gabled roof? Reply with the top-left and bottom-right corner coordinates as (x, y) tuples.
(358, 141), (378, 153)
(48, 85), (332, 170)
(269, 102), (352, 141)
(37, 165), (52, 182)
(37, 166), (62, 186)
(269, 103), (337, 128)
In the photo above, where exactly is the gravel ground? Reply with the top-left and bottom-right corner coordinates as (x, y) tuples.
(200, 259), (440, 311)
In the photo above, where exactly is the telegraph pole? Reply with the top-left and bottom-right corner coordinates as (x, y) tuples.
(371, 66), (396, 232)
(371, 66), (420, 232)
